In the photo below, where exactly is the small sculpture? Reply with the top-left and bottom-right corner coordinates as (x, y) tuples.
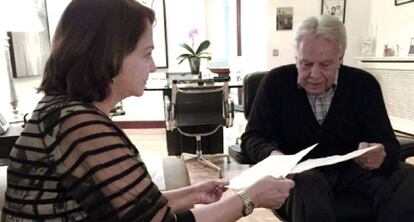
(383, 44), (395, 57)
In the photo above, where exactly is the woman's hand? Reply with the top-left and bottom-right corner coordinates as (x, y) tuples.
(245, 176), (294, 209)
(194, 180), (229, 204)
(162, 180), (228, 211)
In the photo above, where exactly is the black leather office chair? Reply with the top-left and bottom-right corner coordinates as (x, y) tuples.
(228, 71), (414, 221)
(228, 71), (266, 165)
(165, 77), (233, 178)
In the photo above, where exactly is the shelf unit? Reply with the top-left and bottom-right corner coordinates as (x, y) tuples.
(355, 57), (414, 70)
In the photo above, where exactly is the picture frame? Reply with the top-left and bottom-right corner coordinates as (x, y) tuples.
(321, 0), (346, 23)
(137, 0), (169, 68)
(409, 38), (414, 56)
(395, 0), (414, 6)
(276, 7), (293, 31)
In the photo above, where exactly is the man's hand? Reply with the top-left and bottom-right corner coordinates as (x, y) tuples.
(354, 142), (386, 170)
(270, 150), (284, 156)
(245, 176), (294, 209)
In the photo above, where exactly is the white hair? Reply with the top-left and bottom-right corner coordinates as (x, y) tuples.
(293, 15), (347, 56)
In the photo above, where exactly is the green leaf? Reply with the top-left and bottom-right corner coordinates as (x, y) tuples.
(198, 51), (210, 56)
(177, 58), (186, 64)
(195, 40), (210, 55)
(177, 39), (211, 65)
(180, 43), (196, 55)
(176, 53), (193, 64)
(177, 53), (193, 58)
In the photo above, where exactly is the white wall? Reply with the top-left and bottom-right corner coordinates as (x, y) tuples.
(267, 0), (319, 67)
(205, 0), (230, 67)
(205, 0), (270, 76)
(164, 0), (207, 72)
(344, 0), (371, 64)
(266, 0), (371, 68)
(46, 0), (71, 41)
(238, 0), (268, 73)
(370, 0), (414, 57)
(265, 0), (414, 68)
(0, 33), (13, 118)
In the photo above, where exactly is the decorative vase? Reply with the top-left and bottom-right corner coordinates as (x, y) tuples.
(361, 36), (375, 56)
(188, 57), (201, 74)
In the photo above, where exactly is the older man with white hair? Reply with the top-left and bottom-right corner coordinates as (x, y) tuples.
(241, 15), (414, 221)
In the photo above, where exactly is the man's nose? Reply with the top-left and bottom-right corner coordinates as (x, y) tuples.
(309, 64), (321, 77)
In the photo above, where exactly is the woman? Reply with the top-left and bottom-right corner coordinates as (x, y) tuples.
(2, 0), (294, 221)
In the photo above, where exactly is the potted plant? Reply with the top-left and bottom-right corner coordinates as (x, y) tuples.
(177, 28), (211, 74)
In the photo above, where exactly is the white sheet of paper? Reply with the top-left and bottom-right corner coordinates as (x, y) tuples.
(229, 144), (380, 190)
(228, 144), (317, 190)
(290, 145), (380, 174)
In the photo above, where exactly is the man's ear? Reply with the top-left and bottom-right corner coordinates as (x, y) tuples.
(294, 55), (299, 63)
(339, 54), (344, 64)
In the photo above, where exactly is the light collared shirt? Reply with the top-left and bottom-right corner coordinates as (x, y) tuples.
(303, 71), (339, 124)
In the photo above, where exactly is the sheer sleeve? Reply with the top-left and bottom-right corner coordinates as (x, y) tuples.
(55, 110), (176, 221)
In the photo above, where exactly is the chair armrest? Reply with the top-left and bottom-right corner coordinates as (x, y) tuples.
(143, 156), (190, 190)
(225, 98), (234, 127)
(164, 95), (174, 131)
(162, 156), (191, 190)
(228, 144), (255, 165)
(397, 135), (414, 161)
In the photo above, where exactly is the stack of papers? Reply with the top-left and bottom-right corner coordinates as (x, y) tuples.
(229, 144), (380, 189)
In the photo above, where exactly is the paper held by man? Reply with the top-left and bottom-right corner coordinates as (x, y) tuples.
(229, 144), (380, 189)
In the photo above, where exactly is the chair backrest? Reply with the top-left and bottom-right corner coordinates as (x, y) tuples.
(175, 87), (225, 126)
(169, 78), (233, 136)
(242, 71), (268, 119)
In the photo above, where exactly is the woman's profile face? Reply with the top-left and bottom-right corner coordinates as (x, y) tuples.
(113, 21), (156, 99)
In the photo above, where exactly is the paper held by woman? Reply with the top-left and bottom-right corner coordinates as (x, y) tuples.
(229, 144), (380, 190)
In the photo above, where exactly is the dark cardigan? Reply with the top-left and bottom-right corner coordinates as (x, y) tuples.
(241, 64), (400, 174)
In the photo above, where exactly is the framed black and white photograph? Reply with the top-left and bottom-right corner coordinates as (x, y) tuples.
(409, 38), (414, 56)
(321, 0), (346, 23)
(137, 0), (168, 68)
(395, 0), (414, 6)
(276, 7), (293, 31)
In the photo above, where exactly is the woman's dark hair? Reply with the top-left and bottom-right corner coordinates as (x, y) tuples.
(38, 0), (155, 102)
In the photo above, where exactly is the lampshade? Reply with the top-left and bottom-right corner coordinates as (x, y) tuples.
(0, 0), (44, 32)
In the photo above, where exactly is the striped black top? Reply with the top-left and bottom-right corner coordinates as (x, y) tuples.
(2, 95), (180, 221)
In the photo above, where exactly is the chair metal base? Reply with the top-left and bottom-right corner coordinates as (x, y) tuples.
(181, 149), (230, 178)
